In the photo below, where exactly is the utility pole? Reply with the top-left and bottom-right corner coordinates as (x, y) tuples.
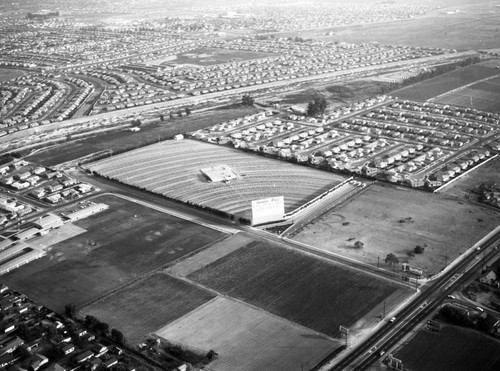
(377, 256), (380, 268)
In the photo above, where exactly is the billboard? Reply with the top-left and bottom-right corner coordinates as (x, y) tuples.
(251, 196), (285, 225)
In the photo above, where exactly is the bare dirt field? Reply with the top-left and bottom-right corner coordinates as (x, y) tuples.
(395, 324), (500, 371)
(291, 183), (500, 275)
(278, 79), (394, 108)
(156, 296), (338, 371)
(0, 68), (24, 82)
(441, 156), (500, 201)
(300, 1), (500, 50)
(393, 64), (500, 102)
(432, 75), (500, 113)
(164, 47), (275, 67)
(188, 240), (411, 337)
(82, 273), (215, 343)
(1, 194), (224, 313)
(25, 105), (260, 166)
(26, 223), (87, 251)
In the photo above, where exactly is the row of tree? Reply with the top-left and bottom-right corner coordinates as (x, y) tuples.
(65, 304), (125, 346)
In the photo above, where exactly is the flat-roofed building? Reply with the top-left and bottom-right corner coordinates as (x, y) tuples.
(66, 203), (108, 222)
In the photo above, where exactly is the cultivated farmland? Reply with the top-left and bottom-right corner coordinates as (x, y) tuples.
(188, 240), (410, 337)
(395, 325), (500, 371)
(432, 75), (500, 113)
(2, 194), (224, 312)
(87, 139), (347, 219)
(156, 297), (338, 371)
(394, 64), (500, 101)
(292, 183), (500, 275)
(82, 273), (216, 343)
(166, 233), (255, 278)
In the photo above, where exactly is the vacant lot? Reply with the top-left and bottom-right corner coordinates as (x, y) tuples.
(2, 194), (224, 312)
(292, 184), (500, 275)
(26, 105), (260, 166)
(165, 47), (275, 66)
(0, 68), (24, 82)
(395, 325), (500, 371)
(432, 76), (500, 113)
(83, 273), (215, 343)
(393, 64), (500, 102)
(279, 79), (394, 108)
(188, 240), (410, 337)
(443, 156), (500, 200)
(156, 297), (338, 371)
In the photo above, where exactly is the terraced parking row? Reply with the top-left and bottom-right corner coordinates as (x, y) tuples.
(87, 139), (347, 218)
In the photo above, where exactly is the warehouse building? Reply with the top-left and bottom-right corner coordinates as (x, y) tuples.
(65, 203), (109, 222)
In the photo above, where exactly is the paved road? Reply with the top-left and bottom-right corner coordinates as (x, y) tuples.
(0, 50), (476, 152)
(328, 232), (500, 371)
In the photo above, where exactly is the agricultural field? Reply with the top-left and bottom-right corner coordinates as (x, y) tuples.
(393, 64), (500, 102)
(442, 156), (500, 201)
(156, 297), (338, 371)
(394, 325), (500, 371)
(1, 194), (224, 313)
(188, 240), (410, 337)
(86, 139), (348, 220)
(306, 1), (500, 50)
(291, 183), (500, 275)
(166, 233), (255, 278)
(432, 76), (500, 113)
(25, 105), (260, 166)
(82, 273), (216, 343)
(0, 68), (24, 82)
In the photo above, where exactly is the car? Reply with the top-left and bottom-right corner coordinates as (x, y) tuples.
(477, 306), (484, 312)
(447, 295), (456, 299)
(379, 350), (386, 357)
(390, 317), (397, 322)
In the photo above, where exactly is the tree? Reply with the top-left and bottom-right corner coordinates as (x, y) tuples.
(95, 321), (109, 336)
(177, 110), (183, 118)
(385, 253), (399, 266)
(111, 328), (125, 346)
(242, 94), (254, 106)
(414, 245), (425, 254)
(185, 107), (191, 116)
(84, 315), (99, 330)
(65, 303), (76, 318)
(306, 96), (328, 117)
(354, 241), (364, 249)
(206, 349), (218, 361)
(169, 111), (175, 120)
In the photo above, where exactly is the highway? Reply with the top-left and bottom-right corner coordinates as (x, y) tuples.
(0, 50), (476, 154)
(329, 232), (500, 371)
